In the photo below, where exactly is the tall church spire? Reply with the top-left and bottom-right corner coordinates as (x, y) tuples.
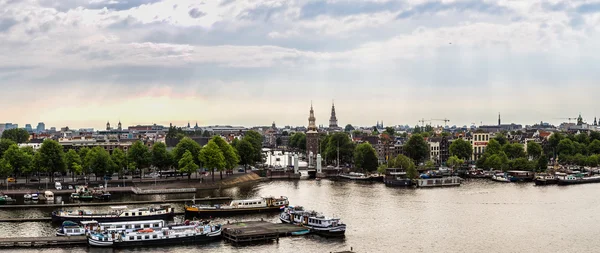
(498, 112), (501, 126)
(329, 100), (338, 128)
(308, 102), (317, 131)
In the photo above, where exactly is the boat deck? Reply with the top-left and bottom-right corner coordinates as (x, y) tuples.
(0, 212), (185, 222)
(222, 221), (308, 244)
(0, 236), (87, 247)
(0, 197), (231, 209)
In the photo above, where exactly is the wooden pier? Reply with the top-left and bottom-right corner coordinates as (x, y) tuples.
(0, 236), (87, 247)
(222, 221), (308, 244)
(0, 197), (231, 209)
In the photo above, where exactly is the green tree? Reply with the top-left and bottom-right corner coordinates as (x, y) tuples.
(377, 164), (387, 174)
(576, 133), (590, 145)
(449, 138), (473, 160)
(353, 142), (378, 172)
(173, 137), (202, 166)
(424, 160), (435, 170)
(65, 149), (82, 181)
(588, 140), (600, 154)
(440, 132), (451, 137)
(151, 142), (171, 173)
(485, 139), (502, 156)
(406, 165), (419, 179)
(446, 155), (464, 171)
(526, 141), (543, 159)
(211, 136), (240, 179)
(557, 139), (576, 156)
(324, 132), (354, 165)
(111, 148), (127, 178)
(3, 145), (31, 177)
(502, 143), (526, 159)
(235, 139), (255, 171)
(78, 147), (90, 163)
(548, 132), (563, 158)
(1, 128), (30, 143)
(344, 124), (355, 132)
(243, 131), (264, 164)
(85, 147), (112, 180)
(412, 125), (422, 134)
(0, 158), (13, 181)
(388, 154), (415, 170)
(537, 154), (548, 172)
(178, 150), (198, 181)
(484, 152), (509, 171)
(384, 127), (395, 136)
(0, 139), (16, 158)
(128, 141), (150, 180)
(37, 139), (66, 181)
(199, 140), (226, 181)
(494, 133), (508, 146)
(587, 155), (599, 167)
(404, 134), (429, 163)
(510, 157), (534, 171)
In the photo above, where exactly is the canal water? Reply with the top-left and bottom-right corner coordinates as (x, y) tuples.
(3, 179), (600, 253)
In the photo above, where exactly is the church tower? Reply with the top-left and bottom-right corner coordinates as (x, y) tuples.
(306, 102), (319, 165)
(117, 121), (122, 131)
(329, 101), (338, 129)
(577, 113), (583, 126)
(498, 112), (501, 126)
(106, 121), (111, 130)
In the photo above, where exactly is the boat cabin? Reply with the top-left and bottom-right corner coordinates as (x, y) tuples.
(44, 191), (54, 200)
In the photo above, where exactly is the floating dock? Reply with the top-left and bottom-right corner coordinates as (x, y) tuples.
(0, 197), (232, 209)
(0, 236), (87, 247)
(222, 221), (308, 244)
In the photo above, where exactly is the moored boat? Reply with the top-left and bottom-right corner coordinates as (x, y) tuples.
(0, 194), (16, 204)
(557, 173), (600, 185)
(52, 205), (175, 223)
(185, 196), (288, 217)
(491, 173), (511, 183)
(88, 222), (222, 247)
(534, 174), (558, 185)
(56, 221), (86, 236)
(415, 176), (462, 187)
(280, 206), (346, 237)
(384, 168), (413, 187)
(24, 193), (32, 200)
(338, 172), (371, 181)
(31, 193), (39, 201)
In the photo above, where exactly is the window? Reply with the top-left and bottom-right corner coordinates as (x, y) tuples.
(145, 235), (149, 239)
(137, 236), (141, 240)
(125, 213), (129, 216)
(129, 236), (134, 240)
(153, 235), (157, 239)
(138, 212), (142, 216)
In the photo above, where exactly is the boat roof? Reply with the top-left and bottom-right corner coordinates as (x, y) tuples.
(44, 191), (54, 195)
(80, 220), (99, 225)
(110, 206), (128, 209)
(101, 220), (164, 225)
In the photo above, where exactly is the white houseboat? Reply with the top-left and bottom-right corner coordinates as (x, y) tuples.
(52, 205), (175, 223)
(185, 196), (288, 217)
(88, 223), (221, 247)
(416, 176), (462, 187)
(280, 206), (346, 237)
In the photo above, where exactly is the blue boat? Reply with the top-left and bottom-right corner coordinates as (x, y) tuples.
(291, 229), (310, 236)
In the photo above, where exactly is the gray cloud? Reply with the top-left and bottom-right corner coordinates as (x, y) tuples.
(0, 18), (17, 32)
(397, 0), (511, 19)
(300, 0), (404, 19)
(38, 0), (162, 12)
(219, 0), (235, 7)
(236, 2), (288, 22)
(576, 2), (600, 14)
(188, 8), (206, 19)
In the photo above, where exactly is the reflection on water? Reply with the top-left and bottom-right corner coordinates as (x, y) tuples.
(4, 179), (600, 252)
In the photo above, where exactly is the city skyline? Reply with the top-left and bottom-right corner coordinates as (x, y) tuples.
(2, 1), (600, 129)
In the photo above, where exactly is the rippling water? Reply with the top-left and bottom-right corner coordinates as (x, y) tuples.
(4, 179), (600, 253)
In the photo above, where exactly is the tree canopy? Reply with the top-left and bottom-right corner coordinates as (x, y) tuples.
(323, 132), (354, 165)
(0, 139), (16, 158)
(526, 141), (543, 159)
(353, 142), (378, 172)
(211, 136), (240, 178)
(404, 134), (429, 163)
(235, 139), (255, 171)
(37, 139), (66, 179)
(199, 140), (226, 181)
(178, 150), (198, 181)
(388, 154), (415, 170)
(1, 128), (30, 143)
(151, 142), (171, 172)
(289, 132), (307, 151)
(446, 155), (464, 171)
(173, 137), (202, 166)
(449, 138), (473, 160)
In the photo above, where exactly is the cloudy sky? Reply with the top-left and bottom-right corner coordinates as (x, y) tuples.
(1, 0), (600, 130)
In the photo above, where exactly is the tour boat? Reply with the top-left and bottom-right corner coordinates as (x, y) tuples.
(534, 174), (558, 185)
(185, 196), (288, 217)
(56, 221), (86, 236)
(280, 206), (346, 237)
(491, 174), (511, 183)
(415, 176), (462, 187)
(52, 205), (175, 223)
(557, 173), (600, 185)
(88, 222), (222, 247)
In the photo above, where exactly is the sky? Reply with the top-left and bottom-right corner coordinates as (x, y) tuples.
(1, 0), (600, 130)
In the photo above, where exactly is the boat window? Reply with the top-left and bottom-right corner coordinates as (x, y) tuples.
(125, 213), (129, 216)
(129, 236), (134, 240)
(132, 213), (135, 216)
(137, 236), (141, 240)
(144, 224), (149, 228)
(145, 235), (149, 239)
(139, 212), (142, 216)
(154, 223), (159, 227)
(153, 235), (157, 239)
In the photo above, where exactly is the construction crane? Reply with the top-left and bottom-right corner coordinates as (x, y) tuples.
(430, 118), (450, 126)
(553, 117), (578, 124)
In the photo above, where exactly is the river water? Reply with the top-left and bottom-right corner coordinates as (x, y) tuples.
(3, 179), (600, 253)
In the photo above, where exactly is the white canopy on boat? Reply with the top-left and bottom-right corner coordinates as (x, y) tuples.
(110, 206), (128, 209)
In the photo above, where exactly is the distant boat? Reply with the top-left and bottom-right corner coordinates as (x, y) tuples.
(491, 174), (511, 183)
(52, 205), (175, 223)
(280, 206), (346, 237)
(557, 174), (600, 185)
(534, 174), (558, 185)
(185, 196), (289, 217)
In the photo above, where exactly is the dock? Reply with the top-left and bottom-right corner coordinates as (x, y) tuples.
(222, 221), (308, 244)
(0, 197), (232, 209)
(0, 236), (87, 247)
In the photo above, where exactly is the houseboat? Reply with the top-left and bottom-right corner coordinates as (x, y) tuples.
(415, 176), (462, 187)
(56, 221), (86, 236)
(491, 173), (511, 183)
(52, 205), (175, 223)
(81, 220), (167, 234)
(93, 191), (111, 201)
(557, 173), (600, 185)
(534, 173), (558, 185)
(280, 206), (345, 237)
(338, 172), (371, 181)
(506, 170), (535, 182)
(44, 191), (54, 203)
(383, 168), (413, 187)
(88, 222), (221, 247)
(184, 196), (288, 217)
